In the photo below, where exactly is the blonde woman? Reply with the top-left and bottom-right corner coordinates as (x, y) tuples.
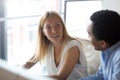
(23, 11), (87, 80)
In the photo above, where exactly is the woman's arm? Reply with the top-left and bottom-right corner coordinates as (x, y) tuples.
(49, 46), (80, 80)
(23, 54), (37, 69)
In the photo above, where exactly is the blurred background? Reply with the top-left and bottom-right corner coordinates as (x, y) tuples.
(1, 0), (120, 76)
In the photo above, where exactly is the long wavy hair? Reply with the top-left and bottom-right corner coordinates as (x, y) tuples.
(33, 11), (77, 62)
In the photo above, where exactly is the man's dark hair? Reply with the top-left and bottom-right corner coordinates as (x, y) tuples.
(90, 9), (120, 46)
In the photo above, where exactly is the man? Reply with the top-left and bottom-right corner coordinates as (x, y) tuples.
(79, 10), (120, 80)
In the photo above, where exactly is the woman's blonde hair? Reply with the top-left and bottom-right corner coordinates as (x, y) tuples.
(33, 11), (77, 62)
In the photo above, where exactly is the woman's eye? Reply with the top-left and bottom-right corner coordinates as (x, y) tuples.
(46, 26), (51, 30)
(55, 23), (62, 28)
(56, 23), (60, 26)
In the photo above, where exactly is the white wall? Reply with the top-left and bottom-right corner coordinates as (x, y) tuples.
(102, 0), (120, 13)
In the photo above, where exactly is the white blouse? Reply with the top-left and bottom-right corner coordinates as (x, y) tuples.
(45, 40), (87, 80)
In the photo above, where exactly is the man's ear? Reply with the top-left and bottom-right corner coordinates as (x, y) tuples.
(100, 40), (109, 50)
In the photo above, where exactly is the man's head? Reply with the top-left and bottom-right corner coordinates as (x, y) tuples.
(88, 10), (120, 51)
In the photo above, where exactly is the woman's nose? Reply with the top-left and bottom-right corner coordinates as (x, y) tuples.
(51, 27), (57, 33)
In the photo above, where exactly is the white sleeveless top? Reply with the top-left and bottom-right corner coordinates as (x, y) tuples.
(45, 40), (87, 80)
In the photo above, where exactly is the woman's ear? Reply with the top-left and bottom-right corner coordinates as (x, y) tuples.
(42, 29), (46, 36)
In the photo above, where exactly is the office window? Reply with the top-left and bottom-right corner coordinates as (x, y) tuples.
(6, 0), (60, 65)
(64, 0), (102, 39)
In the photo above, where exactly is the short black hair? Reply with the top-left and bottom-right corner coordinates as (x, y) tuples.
(90, 9), (120, 46)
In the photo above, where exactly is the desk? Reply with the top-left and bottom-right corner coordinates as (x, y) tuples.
(0, 59), (56, 80)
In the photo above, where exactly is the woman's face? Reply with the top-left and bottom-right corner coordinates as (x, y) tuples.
(43, 15), (63, 44)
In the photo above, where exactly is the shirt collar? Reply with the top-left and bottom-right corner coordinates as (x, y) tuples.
(102, 41), (120, 57)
